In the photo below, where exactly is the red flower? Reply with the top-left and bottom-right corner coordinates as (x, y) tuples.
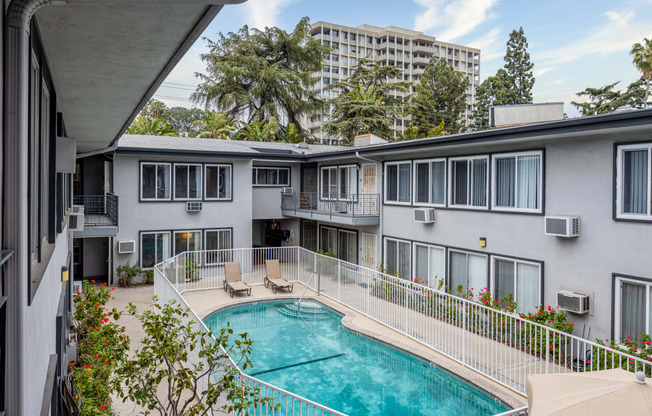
(111, 287), (115, 291)
(100, 405), (106, 410)
(76, 292), (81, 296)
(91, 280), (96, 283)
(105, 360), (109, 365)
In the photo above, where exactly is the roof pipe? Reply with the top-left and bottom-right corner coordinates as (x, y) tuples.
(355, 151), (383, 266)
(4, 1), (57, 414)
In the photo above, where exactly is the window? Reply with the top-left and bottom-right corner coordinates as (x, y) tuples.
(205, 164), (231, 200)
(320, 165), (357, 200)
(320, 226), (337, 255)
(385, 162), (411, 204)
(615, 276), (652, 342)
(205, 229), (232, 265)
(367, 36), (373, 44)
(338, 230), (357, 263)
(384, 237), (411, 279)
(450, 156), (488, 208)
(332, 29), (339, 37)
(492, 257), (541, 313)
(140, 232), (171, 268)
(616, 144), (652, 219)
(29, 51), (41, 262)
(492, 152), (542, 212)
(414, 159), (446, 206)
(174, 230), (202, 256)
(141, 162), (171, 200)
(252, 167), (290, 186)
(413, 243), (445, 287)
(449, 250), (487, 296)
(174, 164), (202, 200)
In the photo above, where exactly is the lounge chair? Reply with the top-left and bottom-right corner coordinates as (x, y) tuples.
(264, 259), (294, 294)
(223, 262), (251, 298)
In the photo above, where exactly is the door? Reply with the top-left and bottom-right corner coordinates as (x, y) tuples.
(361, 232), (377, 270)
(361, 163), (377, 214)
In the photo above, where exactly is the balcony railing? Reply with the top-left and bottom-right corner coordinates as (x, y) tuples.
(73, 194), (118, 227)
(281, 192), (380, 224)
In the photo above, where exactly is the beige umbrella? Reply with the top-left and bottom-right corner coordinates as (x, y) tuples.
(527, 369), (652, 416)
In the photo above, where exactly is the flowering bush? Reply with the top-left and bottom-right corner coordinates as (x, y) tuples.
(587, 334), (652, 376)
(72, 281), (129, 415)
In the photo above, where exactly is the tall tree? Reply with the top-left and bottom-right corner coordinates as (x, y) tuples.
(630, 38), (652, 107)
(571, 80), (645, 116)
(325, 58), (411, 144)
(166, 107), (205, 134)
(125, 116), (177, 136)
(411, 57), (469, 136)
(193, 110), (237, 139)
(503, 27), (535, 104)
(140, 99), (169, 120)
(192, 17), (329, 139)
(471, 69), (512, 130)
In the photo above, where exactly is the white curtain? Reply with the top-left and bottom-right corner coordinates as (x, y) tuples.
(428, 247), (445, 287)
(623, 150), (648, 214)
(398, 163), (411, 202)
(471, 159), (487, 207)
(517, 155), (540, 209)
(494, 259), (515, 304)
(450, 252), (467, 291)
(621, 281), (647, 341)
(158, 233), (170, 263)
(431, 161), (446, 204)
(495, 158), (515, 207)
(398, 241), (411, 279)
(516, 262), (540, 313)
(468, 254), (487, 292)
(415, 245), (429, 279)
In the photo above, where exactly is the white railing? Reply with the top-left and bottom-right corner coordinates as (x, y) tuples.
(154, 249), (346, 416)
(495, 407), (528, 416)
(156, 246), (652, 414)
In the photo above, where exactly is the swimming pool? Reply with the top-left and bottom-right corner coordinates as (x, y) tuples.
(205, 300), (508, 416)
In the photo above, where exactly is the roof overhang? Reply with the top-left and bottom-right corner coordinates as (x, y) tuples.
(34, 1), (246, 153)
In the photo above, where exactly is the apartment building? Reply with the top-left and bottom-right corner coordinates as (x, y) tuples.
(0, 1), (243, 414)
(307, 22), (481, 143)
(83, 108), (652, 348)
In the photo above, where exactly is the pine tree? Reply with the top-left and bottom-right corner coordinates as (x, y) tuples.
(471, 69), (511, 130)
(411, 58), (469, 136)
(503, 27), (535, 104)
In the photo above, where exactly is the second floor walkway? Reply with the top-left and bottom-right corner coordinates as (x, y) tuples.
(281, 192), (380, 226)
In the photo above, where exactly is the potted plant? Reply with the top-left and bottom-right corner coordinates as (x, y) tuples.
(116, 261), (142, 286)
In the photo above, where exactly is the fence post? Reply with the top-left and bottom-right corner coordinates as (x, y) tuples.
(545, 327), (550, 374)
(462, 302), (467, 364)
(404, 283), (408, 334)
(337, 260), (341, 300)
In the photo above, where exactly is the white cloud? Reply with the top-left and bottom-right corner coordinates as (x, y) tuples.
(535, 9), (649, 65)
(242, 0), (298, 30)
(533, 66), (555, 77)
(413, 0), (499, 41)
(468, 27), (503, 61)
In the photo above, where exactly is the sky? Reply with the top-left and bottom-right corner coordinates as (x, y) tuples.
(156, 0), (652, 117)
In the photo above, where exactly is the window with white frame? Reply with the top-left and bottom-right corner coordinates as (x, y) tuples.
(492, 152), (542, 212)
(141, 162), (171, 200)
(384, 237), (411, 279)
(173, 230), (202, 256)
(616, 144), (652, 219)
(414, 159), (446, 206)
(174, 164), (202, 200)
(413, 243), (445, 287)
(450, 156), (488, 208)
(492, 256), (541, 313)
(252, 167), (290, 186)
(205, 229), (232, 265)
(320, 165), (357, 200)
(385, 162), (411, 204)
(205, 164), (232, 200)
(449, 250), (487, 296)
(615, 276), (652, 342)
(140, 232), (171, 268)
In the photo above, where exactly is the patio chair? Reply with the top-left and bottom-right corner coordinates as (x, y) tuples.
(264, 259), (294, 294)
(223, 262), (252, 298)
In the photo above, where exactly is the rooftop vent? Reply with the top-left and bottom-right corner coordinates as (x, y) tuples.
(353, 133), (388, 147)
(490, 103), (564, 128)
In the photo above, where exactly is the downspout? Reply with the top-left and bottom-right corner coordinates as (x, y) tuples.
(355, 151), (383, 267)
(4, 1), (53, 414)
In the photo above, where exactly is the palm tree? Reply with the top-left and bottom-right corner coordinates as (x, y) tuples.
(630, 38), (652, 107)
(125, 116), (176, 136)
(193, 110), (237, 139)
(236, 117), (279, 141)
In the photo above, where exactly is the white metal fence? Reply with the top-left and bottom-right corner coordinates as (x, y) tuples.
(155, 246), (652, 415)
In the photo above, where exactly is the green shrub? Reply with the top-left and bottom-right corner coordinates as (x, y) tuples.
(115, 261), (141, 286)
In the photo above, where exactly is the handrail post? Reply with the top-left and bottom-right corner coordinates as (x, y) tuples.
(337, 260), (341, 300)
(462, 301), (467, 363)
(545, 327), (550, 374)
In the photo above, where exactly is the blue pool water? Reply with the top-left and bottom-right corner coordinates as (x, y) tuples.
(204, 300), (507, 416)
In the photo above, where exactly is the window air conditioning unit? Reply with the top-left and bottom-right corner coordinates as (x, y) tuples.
(557, 290), (590, 314)
(72, 204), (84, 214)
(281, 187), (294, 195)
(544, 216), (580, 237)
(69, 212), (84, 232)
(414, 208), (436, 224)
(186, 202), (202, 212)
(118, 240), (136, 254)
(334, 202), (348, 213)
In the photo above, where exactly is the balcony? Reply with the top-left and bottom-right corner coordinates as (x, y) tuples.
(72, 194), (119, 237)
(281, 192), (380, 225)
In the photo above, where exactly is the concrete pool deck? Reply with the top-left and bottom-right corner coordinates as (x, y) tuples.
(182, 283), (528, 410)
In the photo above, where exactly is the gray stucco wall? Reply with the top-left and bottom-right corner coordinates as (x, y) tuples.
(379, 134), (652, 340)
